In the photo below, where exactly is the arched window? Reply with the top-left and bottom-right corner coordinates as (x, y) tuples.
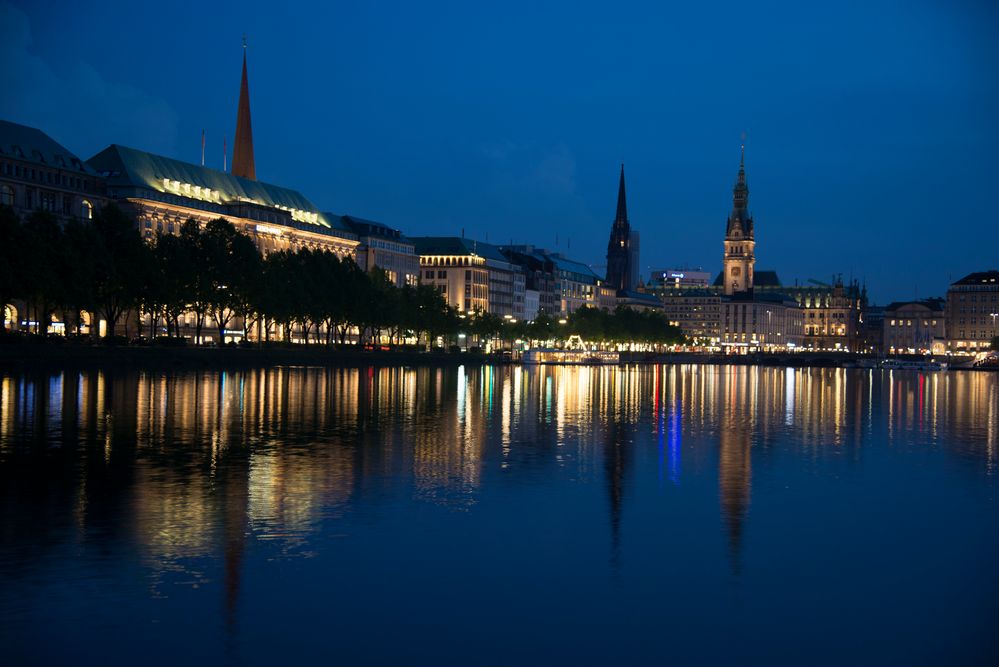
(81, 199), (93, 220)
(1, 184), (13, 206)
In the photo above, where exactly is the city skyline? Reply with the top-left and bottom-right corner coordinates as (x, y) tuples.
(2, 1), (998, 304)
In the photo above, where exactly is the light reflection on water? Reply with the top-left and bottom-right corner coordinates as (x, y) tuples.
(0, 365), (997, 664)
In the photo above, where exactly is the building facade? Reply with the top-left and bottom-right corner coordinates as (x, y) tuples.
(412, 237), (526, 318)
(945, 270), (999, 353)
(338, 214), (419, 287)
(663, 290), (722, 344)
(721, 292), (804, 350)
(0, 120), (106, 224)
(781, 278), (867, 351)
(883, 299), (946, 354)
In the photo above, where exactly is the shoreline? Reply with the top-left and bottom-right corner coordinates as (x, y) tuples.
(0, 342), (991, 371)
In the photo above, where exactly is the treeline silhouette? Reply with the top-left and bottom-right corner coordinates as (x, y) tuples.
(0, 204), (682, 348)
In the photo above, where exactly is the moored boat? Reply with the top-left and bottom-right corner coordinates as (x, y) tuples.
(522, 348), (620, 365)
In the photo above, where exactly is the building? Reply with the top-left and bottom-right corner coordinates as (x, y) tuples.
(663, 290), (722, 343)
(500, 245), (603, 317)
(499, 246), (558, 316)
(661, 148), (802, 351)
(859, 305), (885, 354)
(945, 270), (999, 353)
(628, 230), (641, 290)
(721, 291), (804, 350)
(883, 299), (946, 354)
(88, 144), (358, 257)
(87, 49), (358, 260)
(0, 120), (106, 224)
(412, 237), (525, 318)
(649, 267), (712, 291)
(605, 164), (632, 292)
(721, 146), (754, 295)
(780, 278), (867, 351)
(336, 214), (419, 287)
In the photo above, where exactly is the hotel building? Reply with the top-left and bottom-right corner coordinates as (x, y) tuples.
(945, 270), (999, 353)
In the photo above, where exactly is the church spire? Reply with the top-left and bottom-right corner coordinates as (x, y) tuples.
(606, 163), (633, 292)
(232, 40), (256, 180)
(615, 163), (628, 225)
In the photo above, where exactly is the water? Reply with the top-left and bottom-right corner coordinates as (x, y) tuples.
(0, 365), (996, 665)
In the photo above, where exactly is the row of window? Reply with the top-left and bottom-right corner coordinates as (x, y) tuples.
(1, 161), (95, 191)
(0, 184), (93, 219)
(888, 319), (939, 327)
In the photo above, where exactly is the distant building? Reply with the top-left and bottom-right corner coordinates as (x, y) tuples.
(945, 270), (999, 353)
(412, 237), (525, 318)
(0, 119), (106, 224)
(605, 164), (633, 292)
(657, 149), (804, 351)
(883, 299), (946, 354)
(336, 214), (419, 287)
(721, 146), (754, 295)
(649, 268), (712, 291)
(721, 291), (804, 350)
(628, 230), (641, 290)
(780, 278), (867, 351)
(663, 290), (722, 343)
(500, 245), (603, 317)
(523, 289), (541, 321)
(859, 305), (885, 354)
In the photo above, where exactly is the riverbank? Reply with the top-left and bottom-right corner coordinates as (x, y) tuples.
(0, 341), (488, 370)
(1, 341), (990, 371)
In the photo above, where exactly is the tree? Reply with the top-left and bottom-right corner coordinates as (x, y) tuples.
(92, 204), (150, 339)
(20, 210), (64, 333)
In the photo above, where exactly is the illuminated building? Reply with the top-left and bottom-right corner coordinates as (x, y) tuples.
(780, 278), (868, 351)
(412, 237), (526, 317)
(334, 214), (419, 287)
(721, 146), (754, 295)
(649, 267), (712, 290)
(883, 298), (946, 354)
(945, 270), (999, 353)
(662, 149), (803, 351)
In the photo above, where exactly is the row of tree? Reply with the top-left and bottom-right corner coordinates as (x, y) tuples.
(0, 204), (683, 349)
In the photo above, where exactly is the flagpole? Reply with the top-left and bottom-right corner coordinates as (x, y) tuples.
(201, 129), (205, 166)
(223, 135), (227, 172)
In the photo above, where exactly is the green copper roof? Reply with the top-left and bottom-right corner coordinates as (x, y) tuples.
(88, 144), (333, 229)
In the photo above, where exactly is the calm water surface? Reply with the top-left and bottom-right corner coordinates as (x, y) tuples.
(1, 365), (997, 665)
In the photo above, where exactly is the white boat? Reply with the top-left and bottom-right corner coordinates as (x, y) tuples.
(880, 358), (947, 372)
(522, 348), (620, 365)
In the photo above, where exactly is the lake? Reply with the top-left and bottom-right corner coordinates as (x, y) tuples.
(1, 365), (996, 665)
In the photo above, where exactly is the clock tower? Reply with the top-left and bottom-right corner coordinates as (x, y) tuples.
(722, 146), (754, 295)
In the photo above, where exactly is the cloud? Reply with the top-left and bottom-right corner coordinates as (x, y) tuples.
(0, 2), (179, 159)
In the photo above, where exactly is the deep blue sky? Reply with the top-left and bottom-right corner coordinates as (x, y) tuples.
(2, 0), (996, 303)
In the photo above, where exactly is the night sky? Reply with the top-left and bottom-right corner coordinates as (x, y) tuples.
(2, 0), (996, 303)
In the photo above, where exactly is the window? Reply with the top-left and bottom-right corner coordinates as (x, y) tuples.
(0, 184), (12, 206)
(81, 199), (93, 220)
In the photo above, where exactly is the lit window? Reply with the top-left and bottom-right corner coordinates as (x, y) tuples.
(81, 199), (93, 220)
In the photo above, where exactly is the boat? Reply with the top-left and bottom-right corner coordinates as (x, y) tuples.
(879, 358), (947, 372)
(522, 348), (620, 365)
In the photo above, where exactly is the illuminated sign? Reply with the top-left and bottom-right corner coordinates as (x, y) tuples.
(670, 272), (685, 279)
(255, 224), (284, 236)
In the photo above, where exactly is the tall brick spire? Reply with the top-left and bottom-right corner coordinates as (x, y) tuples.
(232, 41), (256, 180)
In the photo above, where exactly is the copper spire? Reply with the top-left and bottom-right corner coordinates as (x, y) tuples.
(232, 42), (256, 180)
